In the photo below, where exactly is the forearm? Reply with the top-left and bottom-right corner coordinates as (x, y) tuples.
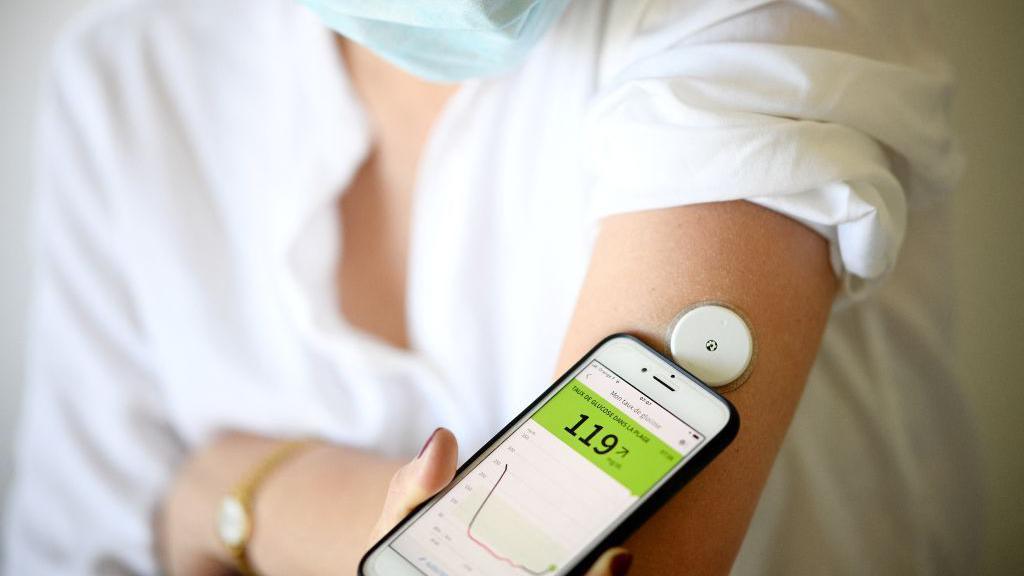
(162, 432), (401, 576)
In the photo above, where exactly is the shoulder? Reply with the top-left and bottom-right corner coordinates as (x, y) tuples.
(36, 0), (338, 285)
(595, 0), (948, 81)
(39, 0), (348, 218)
(49, 0), (299, 62)
(44, 0), (320, 154)
(50, 0), (239, 83)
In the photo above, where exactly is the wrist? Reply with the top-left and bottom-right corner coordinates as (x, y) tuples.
(217, 440), (320, 575)
(161, 432), (403, 576)
(160, 447), (233, 576)
(248, 443), (401, 576)
(161, 433), (287, 575)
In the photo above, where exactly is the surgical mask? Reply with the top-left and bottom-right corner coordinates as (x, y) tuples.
(298, 0), (571, 83)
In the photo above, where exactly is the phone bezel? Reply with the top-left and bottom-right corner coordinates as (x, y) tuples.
(359, 333), (740, 576)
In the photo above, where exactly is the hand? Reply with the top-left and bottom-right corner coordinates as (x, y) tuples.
(369, 428), (634, 576)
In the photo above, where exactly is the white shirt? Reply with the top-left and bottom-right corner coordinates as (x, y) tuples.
(4, 0), (982, 574)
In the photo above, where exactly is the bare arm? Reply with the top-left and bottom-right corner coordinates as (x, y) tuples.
(161, 434), (400, 576)
(555, 200), (837, 575)
(162, 428), (632, 576)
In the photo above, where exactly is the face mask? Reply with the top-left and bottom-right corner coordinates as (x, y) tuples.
(298, 0), (571, 83)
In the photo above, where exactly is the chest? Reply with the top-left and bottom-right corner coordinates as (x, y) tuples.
(145, 4), (608, 452)
(336, 152), (416, 349)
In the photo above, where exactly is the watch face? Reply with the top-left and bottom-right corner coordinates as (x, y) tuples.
(218, 496), (250, 548)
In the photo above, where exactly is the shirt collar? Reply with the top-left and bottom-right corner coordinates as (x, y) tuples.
(269, 5), (370, 264)
(268, 6), (370, 346)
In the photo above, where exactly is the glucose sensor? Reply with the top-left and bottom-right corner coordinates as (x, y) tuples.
(668, 303), (754, 391)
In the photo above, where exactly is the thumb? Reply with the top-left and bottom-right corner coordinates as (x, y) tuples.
(370, 428), (458, 544)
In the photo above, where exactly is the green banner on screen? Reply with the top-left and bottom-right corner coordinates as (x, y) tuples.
(532, 379), (682, 496)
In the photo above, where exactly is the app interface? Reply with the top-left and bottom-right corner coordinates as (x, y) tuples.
(388, 360), (706, 576)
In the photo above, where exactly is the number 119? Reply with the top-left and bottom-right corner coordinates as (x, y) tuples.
(565, 414), (620, 455)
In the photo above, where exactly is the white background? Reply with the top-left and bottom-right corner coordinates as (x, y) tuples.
(1, 1), (1022, 572)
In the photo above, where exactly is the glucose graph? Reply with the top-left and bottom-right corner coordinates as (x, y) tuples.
(464, 462), (556, 575)
(391, 419), (635, 576)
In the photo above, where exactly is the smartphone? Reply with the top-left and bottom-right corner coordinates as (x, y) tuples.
(360, 334), (739, 576)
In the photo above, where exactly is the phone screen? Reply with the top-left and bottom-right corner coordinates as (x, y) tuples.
(387, 359), (708, 576)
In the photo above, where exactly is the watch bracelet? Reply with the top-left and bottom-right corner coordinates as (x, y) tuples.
(225, 439), (319, 576)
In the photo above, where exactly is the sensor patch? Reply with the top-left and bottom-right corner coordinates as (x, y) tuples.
(667, 302), (755, 392)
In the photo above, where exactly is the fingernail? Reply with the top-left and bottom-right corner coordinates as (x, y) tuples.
(610, 551), (633, 576)
(417, 428), (441, 459)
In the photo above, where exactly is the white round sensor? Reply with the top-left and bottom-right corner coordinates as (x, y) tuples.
(668, 304), (753, 389)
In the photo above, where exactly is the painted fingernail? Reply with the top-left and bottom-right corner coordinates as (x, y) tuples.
(417, 428), (441, 459)
(610, 551), (633, 576)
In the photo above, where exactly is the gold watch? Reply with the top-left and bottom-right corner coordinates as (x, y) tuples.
(216, 440), (316, 576)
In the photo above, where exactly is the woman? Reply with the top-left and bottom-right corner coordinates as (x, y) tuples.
(4, 0), (981, 574)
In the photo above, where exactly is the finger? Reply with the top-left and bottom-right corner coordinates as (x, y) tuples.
(406, 428), (458, 501)
(369, 428), (458, 543)
(584, 548), (633, 576)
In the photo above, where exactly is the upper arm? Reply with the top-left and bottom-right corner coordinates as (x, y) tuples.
(561, 3), (958, 565)
(555, 200), (836, 575)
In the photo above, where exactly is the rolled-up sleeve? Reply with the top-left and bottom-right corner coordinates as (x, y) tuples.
(585, 0), (962, 298)
(3, 25), (181, 575)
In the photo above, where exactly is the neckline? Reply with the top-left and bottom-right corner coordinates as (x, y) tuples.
(280, 13), (483, 364)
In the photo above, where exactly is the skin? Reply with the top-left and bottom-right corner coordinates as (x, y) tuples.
(159, 39), (837, 576)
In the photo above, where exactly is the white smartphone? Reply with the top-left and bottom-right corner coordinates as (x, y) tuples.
(360, 334), (739, 576)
